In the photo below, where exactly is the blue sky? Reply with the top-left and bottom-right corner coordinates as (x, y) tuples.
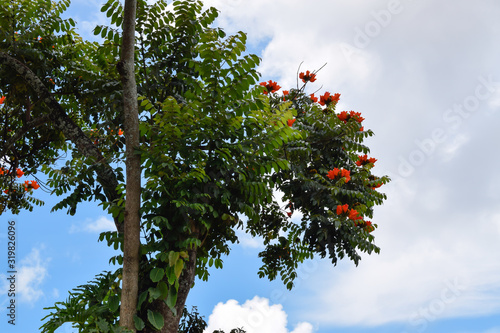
(2, 0), (500, 332)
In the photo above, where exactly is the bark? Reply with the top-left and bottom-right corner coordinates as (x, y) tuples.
(147, 248), (198, 333)
(0, 51), (123, 232)
(118, 0), (141, 331)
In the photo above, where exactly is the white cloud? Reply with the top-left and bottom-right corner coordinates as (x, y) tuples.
(236, 230), (264, 249)
(69, 216), (116, 234)
(204, 296), (314, 333)
(15, 247), (50, 304)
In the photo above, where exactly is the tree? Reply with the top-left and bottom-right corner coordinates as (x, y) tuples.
(0, 0), (389, 332)
(118, 0), (141, 330)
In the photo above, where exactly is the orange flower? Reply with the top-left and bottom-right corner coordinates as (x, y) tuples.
(0, 96), (5, 105)
(259, 80), (281, 95)
(310, 94), (318, 103)
(359, 126), (364, 132)
(327, 168), (350, 183)
(356, 154), (377, 167)
(327, 168), (339, 180)
(299, 70), (317, 83)
(16, 168), (24, 178)
(336, 204), (349, 215)
(337, 110), (364, 123)
(287, 118), (296, 127)
(340, 168), (351, 183)
(0, 168), (4, 175)
(283, 90), (289, 96)
(118, 129), (124, 136)
(364, 221), (374, 232)
(348, 209), (362, 221)
(319, 92), (340, 107)
(24, 180), (40, 190)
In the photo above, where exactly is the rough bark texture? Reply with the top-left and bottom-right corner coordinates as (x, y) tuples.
(0, 51), (123, 232)
(118, 0), (141, 331)
(147, 248), (198, 333)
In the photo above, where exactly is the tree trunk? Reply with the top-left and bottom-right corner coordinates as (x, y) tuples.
(118, 0), (141, 331)
(146, 248), (198, 333)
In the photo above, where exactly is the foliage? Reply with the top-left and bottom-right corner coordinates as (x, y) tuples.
(0, 0), (389, 332)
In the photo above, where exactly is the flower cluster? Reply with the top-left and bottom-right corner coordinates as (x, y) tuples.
(336, 204), (361, 220)
(319, 92), (341, 107)
(1, 168), (41, 194)
(336, 204), (374, 232)
(259, 80), (281, 95)
(24, 180), (40, 191)
(0, 168), (24, 178)
(337, 110), (364, 124)
(327, 168), (351, 183)
(299, 70), (317, 83)
(356, 154), (377, 167)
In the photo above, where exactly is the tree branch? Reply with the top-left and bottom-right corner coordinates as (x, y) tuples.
(3, 114), (50, 153)
(0, 50), (123, 233)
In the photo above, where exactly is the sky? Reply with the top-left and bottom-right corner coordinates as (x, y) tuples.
(1, 0), (500, 332)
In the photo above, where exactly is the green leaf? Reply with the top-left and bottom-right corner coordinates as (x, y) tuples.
(148, 286), (162, 300)
(174, 259), (184, 279)
(166, 285), (177, 309)
(108, 294), (120, 312)
(137, 290), (148, 310)
(158, 281), (169, 300)
(168, 251), (179, 267)
(147, 309), (164, 330)
(150, 268), (165, 282)
(134, 315), (145, 330)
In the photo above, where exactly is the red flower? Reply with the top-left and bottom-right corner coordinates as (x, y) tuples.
(356, 154), (377, 167)
(310, 94), (318, 103)
(3, 189), (8, 194)
(259, 80), (281, 95)
(349, 111), (364, 123)
(0, 168), (4, 175)
(299, 70), (317, 83)
(327, 168), (339, 180)
(287, 212), (292, 217)
(283, 90), (289, 101)
(16, 168), (24, 178)
(364, 221), (374, 232)
(287, 118), (296, 127)
(337, 110), (364, 123)
(337, 111), (350, 122)
(348, 209), (362, 221)
(359, 126), (364, 132)
(340, 168), (351, 183)
(24, 180), (40, 191)
(0, 96), (5, 105)
(118, 129), (124, 136)
(319, 92), (340, 106)
(336, 204), (349, 215)
(327, 168), (350, 183)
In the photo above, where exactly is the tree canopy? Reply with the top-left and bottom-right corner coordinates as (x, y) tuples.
(0, 0), (389, 332)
